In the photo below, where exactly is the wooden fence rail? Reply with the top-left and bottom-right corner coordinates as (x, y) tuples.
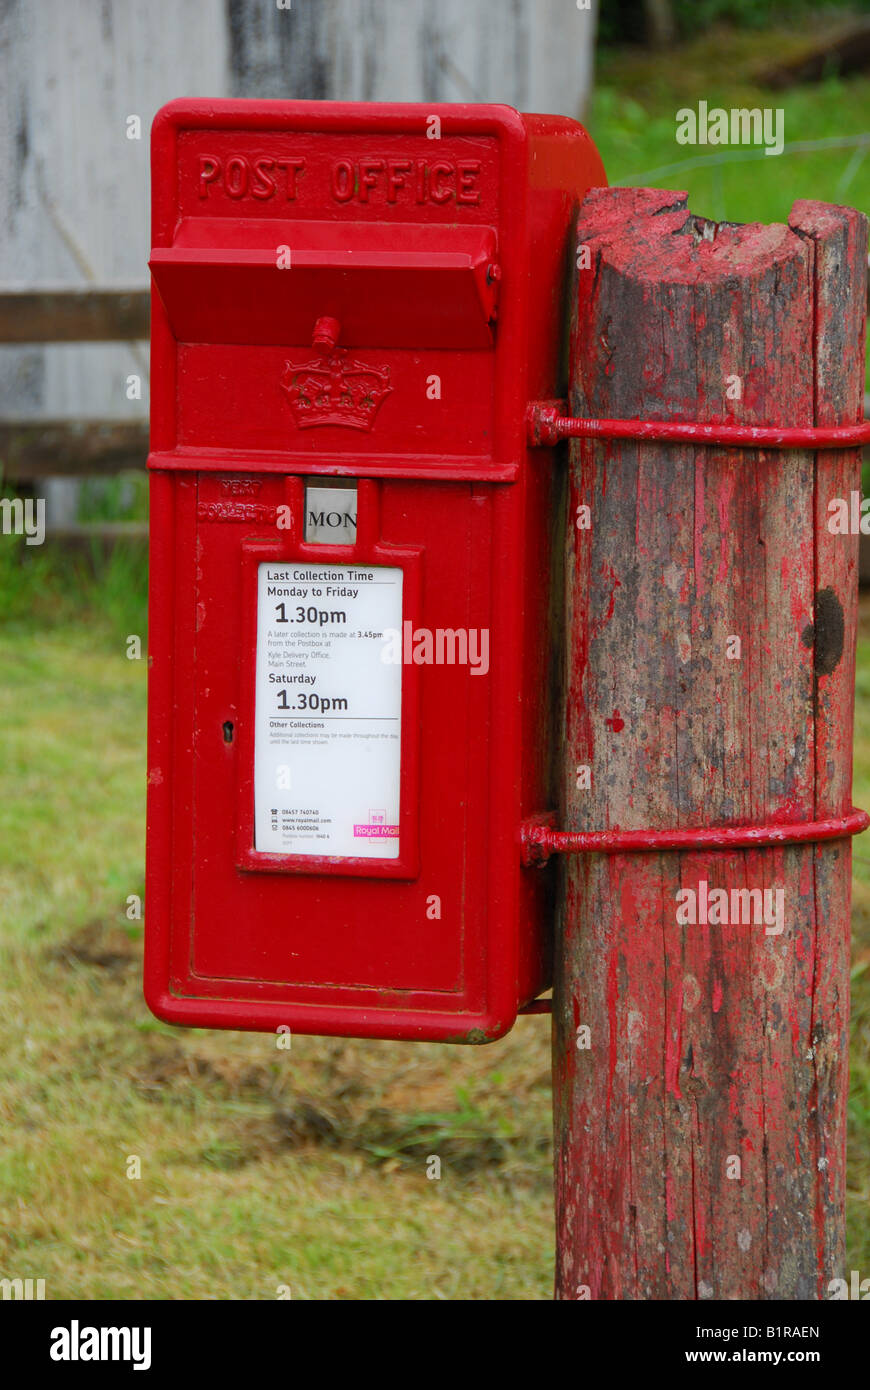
(0, 420), (149, 482)
(0, 290), (149, 539)
(0, 288), (149, 344)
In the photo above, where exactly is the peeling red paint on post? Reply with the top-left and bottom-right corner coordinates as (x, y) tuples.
(553, 189), (867, 1300)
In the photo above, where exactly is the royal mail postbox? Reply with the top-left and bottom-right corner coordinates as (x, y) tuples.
(144, 98), (606, 1042)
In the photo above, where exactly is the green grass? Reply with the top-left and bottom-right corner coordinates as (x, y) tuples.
(0, 530), (147, 642)
(1, 602), (868, 1298)
(593, 15), (870, 222)
(0, 628), (553, 1299)
(0, 629), (145, 942)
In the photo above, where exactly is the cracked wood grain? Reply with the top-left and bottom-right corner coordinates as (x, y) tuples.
(553, 188), (868, 1301)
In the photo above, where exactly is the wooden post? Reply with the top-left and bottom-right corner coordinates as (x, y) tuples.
(553, 188), (868, 1300)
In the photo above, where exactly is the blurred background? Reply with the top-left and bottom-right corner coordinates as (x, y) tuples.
(1, 0), (869, 1298)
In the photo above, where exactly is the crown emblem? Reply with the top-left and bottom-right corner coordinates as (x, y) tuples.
(281, 317), (392, 432)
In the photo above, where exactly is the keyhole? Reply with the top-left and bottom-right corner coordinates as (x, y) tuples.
(223, 721), (234, 744)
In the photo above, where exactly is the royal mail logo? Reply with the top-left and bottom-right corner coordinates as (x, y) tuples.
(282, 317), (392, 432)
(354, 812), (399, 839)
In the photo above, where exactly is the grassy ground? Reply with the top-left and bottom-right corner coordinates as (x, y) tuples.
(2, 16), (870, 1299)
(2, 571), (868, 1298)
(593, 12), (870, 226)
(0, 560), (553, 1299)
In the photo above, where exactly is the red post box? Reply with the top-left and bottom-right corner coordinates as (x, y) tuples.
(144, 98), (606, 1042)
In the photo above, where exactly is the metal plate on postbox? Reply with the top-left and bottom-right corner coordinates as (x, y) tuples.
(304, 485), (357, 545)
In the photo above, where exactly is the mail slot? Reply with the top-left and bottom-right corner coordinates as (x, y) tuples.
(144, 98), (606, 1042)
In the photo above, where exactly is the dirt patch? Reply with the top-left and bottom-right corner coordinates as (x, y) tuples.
(132, 1044), (228, 1094)
(48, 920), (141, 976)
(272, 1101), (341, 1148)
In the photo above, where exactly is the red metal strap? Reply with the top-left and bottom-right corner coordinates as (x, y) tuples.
(521, 398), (870, 1006)
(516, 806), (869, 1015)
(521, 809), (870, 867)
(527, 400), (870, 451)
